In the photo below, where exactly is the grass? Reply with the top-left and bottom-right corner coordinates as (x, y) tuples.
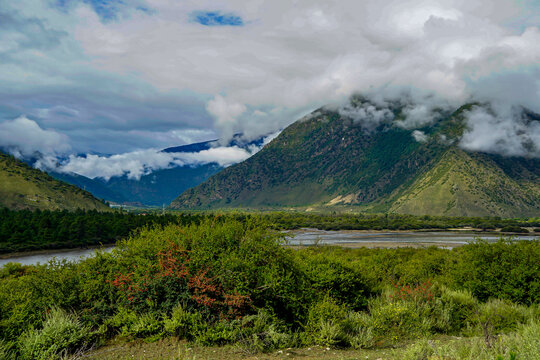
(84, 337), (404, 359)
(0, 152), (109, 211)
(82, 322), (540, 360)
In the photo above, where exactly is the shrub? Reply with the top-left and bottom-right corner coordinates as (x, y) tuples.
(438, 287), (477, 333)
(193, 320), (239, 346)
(105, 307), (139, 337)
(0, 340), (15, 360)
(129, 313), (163, 340)
(341, 311), (375, 349)
(235, 309), (292, 353)
(368, 297), (431, 342)
(389, 280), (434, 304)
(163, 304), (204, 339)
(477, 299), (532, 334)
(300, 249), (374, 310)
(110, 219), (308, 324)
(19, 308), (91, 360)
(0, 263), (33, 279)
(500, 226), (529, 233)
(303, 295), (349, 347)
(454, 239), (540, 305)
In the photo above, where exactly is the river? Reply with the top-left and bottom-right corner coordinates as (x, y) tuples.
(1, 230), (537, 267)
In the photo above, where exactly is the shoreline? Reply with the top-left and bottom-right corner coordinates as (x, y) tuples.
(2, 228), (537, 259)
(285, 227), (536, 236)
(0, 243), (116, 260)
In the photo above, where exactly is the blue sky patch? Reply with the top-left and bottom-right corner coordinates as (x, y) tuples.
(56, 0), (151, 21)
(190, 11), (244, 26)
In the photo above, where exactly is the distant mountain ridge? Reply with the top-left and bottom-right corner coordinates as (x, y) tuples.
(48, 135), (266, 206)
(0, 151), (110, 211)
(171, 98), (540, 217)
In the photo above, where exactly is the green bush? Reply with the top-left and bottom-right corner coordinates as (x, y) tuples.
(0, 340), (15, 360)
(303, 295), (349, 347)
(368, 297), (431, 342)
(128, 313), (163, 340)
(299, 248), (374, 310)
(163, 304), (203, 339)
(477, 299), (532, 333)
(105, 307), (139, 337)
(341, 311), (375, 349)
(438, 287), (476, 333)
(18, 308), (91, 360)
(235, 309), (292, 353)
(454, 239), (540, 305)
(193, 320), (239, 346)
(500, 226), (529, 233)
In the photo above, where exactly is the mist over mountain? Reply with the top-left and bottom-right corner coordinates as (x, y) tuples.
(171, 96), (540, 217)
(46, 135), (270, 206)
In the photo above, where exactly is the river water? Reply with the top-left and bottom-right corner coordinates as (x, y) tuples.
(0, 247), (115, 268)
(1, 230), (537, 267)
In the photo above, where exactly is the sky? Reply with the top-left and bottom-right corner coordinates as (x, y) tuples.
(0, 0), (539, 179)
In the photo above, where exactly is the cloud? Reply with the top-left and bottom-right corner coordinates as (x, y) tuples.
(459, 105), (540, 158)
(337, 100), (394, 132)
(396, 104), (441, 129)
(57, 132), (279, 180)
(1, 0), (539, 167)
(0, 116), (71, 158)
(66, 0), (540, 142)
(59, 146), (255, 180)
(412, 130), (429, 143)
(206, 95), (247, 143)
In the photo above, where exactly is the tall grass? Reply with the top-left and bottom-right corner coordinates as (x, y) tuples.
(18, 308), (91, 360)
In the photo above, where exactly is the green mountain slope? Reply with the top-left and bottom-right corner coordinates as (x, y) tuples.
(170, 100), (540, 216)
(0, 152), (110, 211)
(389, 148), (540, 217)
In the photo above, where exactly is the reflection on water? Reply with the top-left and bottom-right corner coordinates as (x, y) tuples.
(1, 230), (537, 267)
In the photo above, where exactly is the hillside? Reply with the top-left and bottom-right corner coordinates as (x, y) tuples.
(0, 152), (110, 211)
(170, 99), (540, 217)
(52, 164), (221, 207)
(389, 148), (540, 217)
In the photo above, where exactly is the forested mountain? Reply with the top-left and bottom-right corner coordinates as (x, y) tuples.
(0, 152), (110, 211)
(171, 98), (540, 217)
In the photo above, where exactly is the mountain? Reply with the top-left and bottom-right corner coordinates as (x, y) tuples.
(170, 98), (540, 217)
(48, 135), (264, 206)
(96, 164), (222, 206)
(0, 152), (110, 211)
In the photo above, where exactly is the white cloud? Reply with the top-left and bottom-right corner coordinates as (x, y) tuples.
(337, 101), (394, 132)
(0, 116), (70, 157)
(459, 105), (540, 158)
(1, 0), (540, 163)
(396, 104), (439, 129)
(67, 0), (540, 142)
(57, 131), (281, 180)
(206, 95), (246, 143)
(412, 130), (429, 143)
(59, 146), (255, 180)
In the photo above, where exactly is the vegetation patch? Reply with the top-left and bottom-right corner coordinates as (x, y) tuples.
(0, 217), (538, 359)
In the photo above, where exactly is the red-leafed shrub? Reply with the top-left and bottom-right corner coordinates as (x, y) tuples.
(109, 241), (252, 320)
(389, 280), (434, 304)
